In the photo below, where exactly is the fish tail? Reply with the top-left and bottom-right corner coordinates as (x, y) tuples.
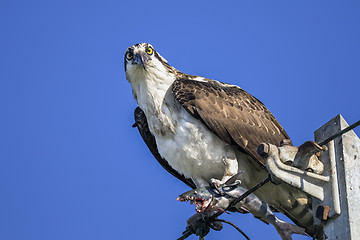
(274, 219), (308, 240)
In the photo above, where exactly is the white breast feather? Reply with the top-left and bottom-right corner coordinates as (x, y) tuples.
(155, 106), (227, 183)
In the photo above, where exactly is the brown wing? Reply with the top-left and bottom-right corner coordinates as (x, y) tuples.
(133, 107), (196, 189)
(172, 78), (290, 166)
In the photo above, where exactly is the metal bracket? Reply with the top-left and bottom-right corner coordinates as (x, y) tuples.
(258, 140), (341, 219)
(258, 115), (360, 239)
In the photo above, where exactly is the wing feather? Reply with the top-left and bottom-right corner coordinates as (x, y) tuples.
(172, 78), (290, 166)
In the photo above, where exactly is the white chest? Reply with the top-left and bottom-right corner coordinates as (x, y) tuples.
(149, 102), (231, 185)
(128, 65), (233, 185)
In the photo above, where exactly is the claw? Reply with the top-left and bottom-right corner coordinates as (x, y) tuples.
(211, 178), (242, 195)
(225, 179), (241, 187)
(210, 178), (225, 195)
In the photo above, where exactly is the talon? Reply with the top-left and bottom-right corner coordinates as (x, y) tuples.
(225, 179), (241, 187)
(210, 178), (225, 195)
(210, 177), (241, 195)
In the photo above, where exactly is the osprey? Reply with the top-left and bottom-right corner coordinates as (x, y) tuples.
(126, 43), (314, 234)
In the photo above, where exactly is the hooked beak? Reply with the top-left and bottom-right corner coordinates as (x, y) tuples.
(133, 53), (147, 69)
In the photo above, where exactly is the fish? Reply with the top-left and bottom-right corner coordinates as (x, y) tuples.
(177, 175), (308, 240)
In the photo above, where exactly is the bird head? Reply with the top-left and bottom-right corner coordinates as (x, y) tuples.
(124, 43), (177, 102)
(124, 43), (169, 77)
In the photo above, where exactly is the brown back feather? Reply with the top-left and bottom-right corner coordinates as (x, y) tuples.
(172, 78), (290, 166)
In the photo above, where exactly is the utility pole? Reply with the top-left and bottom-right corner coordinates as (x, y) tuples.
(259, 115), (360, 239)
(313, 115), (360, 239)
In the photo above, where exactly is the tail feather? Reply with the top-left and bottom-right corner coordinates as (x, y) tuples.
(274, 219), (308, 240)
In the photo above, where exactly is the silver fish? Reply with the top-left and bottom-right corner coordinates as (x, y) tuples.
(177, 180), (308, 240)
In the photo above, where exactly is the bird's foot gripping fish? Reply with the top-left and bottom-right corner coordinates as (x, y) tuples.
(177, 177), (308, 240)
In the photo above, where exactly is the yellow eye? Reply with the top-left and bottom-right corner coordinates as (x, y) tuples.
(146, 47), (153, 55)
(126, 52), (133, 60)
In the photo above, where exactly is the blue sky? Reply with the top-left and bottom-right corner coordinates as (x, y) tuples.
(1, 1), (359, 240)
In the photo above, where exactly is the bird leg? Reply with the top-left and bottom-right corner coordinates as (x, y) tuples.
(211, 157), (240, 195)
